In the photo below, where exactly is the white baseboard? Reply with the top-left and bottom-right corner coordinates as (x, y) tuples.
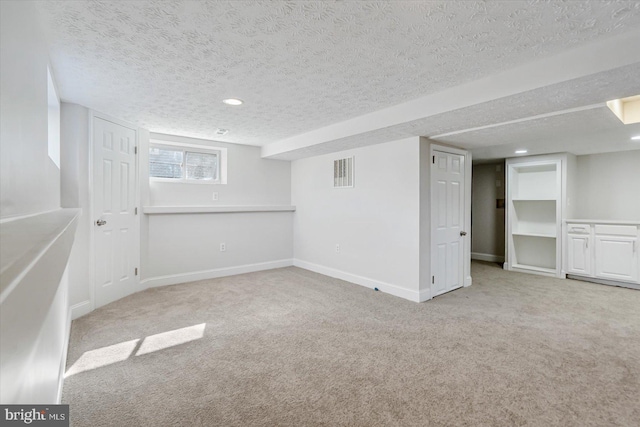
(293, 259), (420, 303)
(141, 259), (294, 288)
(418, 288), (431, 302)
(70, 300), (92, 320)
(57, 300), (72, 403)
(464, 275), (473, 287)
(57, 270), (72, 404)
(471, 252), (505, 263)
(567, 274), (640, 290)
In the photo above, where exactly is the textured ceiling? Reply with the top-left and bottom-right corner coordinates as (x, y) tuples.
(266, 63), (640, 160)
(434, 107), (622, 149)
(36, 0), (640, 146)
(470, 120), (640, 161)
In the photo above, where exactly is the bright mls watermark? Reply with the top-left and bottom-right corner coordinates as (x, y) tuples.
(1, 405), (69, 426)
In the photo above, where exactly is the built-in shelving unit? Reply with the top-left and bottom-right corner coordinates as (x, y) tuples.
(505, 154), (576, 278)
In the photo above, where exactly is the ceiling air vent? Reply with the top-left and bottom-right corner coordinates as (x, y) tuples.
(215, 128), (229, 136)
(334, 156), (354, 188)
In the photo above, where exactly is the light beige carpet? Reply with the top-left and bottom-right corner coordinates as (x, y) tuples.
(63, 261), (640, 426)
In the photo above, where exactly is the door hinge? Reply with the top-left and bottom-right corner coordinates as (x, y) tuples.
(134, 146), (138, 154)
(432, 155), (435, 164)
(432, 276), (435, 284)
(135, 267), (138, 276)
(135, 207), (138, 215)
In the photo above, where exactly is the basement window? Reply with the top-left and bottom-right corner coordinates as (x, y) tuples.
(149, 143), (223, 184)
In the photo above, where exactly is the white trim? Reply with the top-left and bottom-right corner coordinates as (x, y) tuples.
(418, 288), (431, 302)
(57, 281), (72, 404)
(142, 205), (296, 214)
(566, 274), (640, 290)
(293, 259), (421, 303)
(429, 143), (473, 298)
(149, 140), (227, 185)
(149, 143), (223, 184)
(150, 138), (226, 151)
(141, 259), (293, 288)
(88, 111), (96, 313)
(90, 110), (138, 132)
(89, 110), (142, 310)
(471, 252), (505, 263)
(70, 300), (92, 320)
(464, 276), (472, 287)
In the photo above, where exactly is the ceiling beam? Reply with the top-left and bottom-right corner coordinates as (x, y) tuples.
(262, 28), (640, 160)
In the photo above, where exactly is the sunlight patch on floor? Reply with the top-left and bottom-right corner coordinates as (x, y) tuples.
(136, 323), (206, 356)
(65, 339), (139, 377)
(65, 323), (206, 376)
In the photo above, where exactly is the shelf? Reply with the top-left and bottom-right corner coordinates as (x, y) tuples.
(142, 205), (296, 214)
(509, 161), (558, 200)
(512, 198), (557, 202)
(512, 264), (556, 274)
(512, 232), (556, 238)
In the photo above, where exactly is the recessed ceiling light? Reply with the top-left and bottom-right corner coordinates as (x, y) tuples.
(632, 135), (640, 141)
(515, 149), (528, 154)
(222, 98), (243, 106)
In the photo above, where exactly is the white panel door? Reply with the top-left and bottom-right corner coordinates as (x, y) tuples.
(567, 234), (591, 275)
(93, 117), (137, 307)
(594, 236), (638, 282)
(432, 151), (466, 297)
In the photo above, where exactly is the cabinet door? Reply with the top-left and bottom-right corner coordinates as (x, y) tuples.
(567, 234), (591, 275)
(594, 236), (638, 282)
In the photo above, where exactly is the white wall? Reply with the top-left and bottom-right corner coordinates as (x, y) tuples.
(576, 150), (640, 221)
(60, 103), (92, 315)
(0, 1), (73, 404)
(291, 137), (422, 301)
(149, 133), (291, 206)
(0, 0), (60, 219)
(141, 133), (293, 284)
(471, 162), (506, 261)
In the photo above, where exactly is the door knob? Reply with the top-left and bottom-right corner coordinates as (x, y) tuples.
(96, 219), (107, 226)
(460, 231), (467, 236)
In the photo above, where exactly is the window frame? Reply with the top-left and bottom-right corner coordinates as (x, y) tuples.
(149, 141), (223, 185)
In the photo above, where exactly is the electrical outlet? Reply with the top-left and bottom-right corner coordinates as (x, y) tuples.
(335, 244), (340, 253)
(220, 243), (226, 252)
(212, 192), (219, 201)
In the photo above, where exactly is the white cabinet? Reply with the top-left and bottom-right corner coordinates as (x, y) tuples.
(567, 233), (591, 275)
(564, 221), (640, 286)
(566, 223), (592, 276)
(594, 235), (638, 282)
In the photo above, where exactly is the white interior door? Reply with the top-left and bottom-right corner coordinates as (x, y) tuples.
(93, 117), (138, 307)
(432, 150), (466, 297)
